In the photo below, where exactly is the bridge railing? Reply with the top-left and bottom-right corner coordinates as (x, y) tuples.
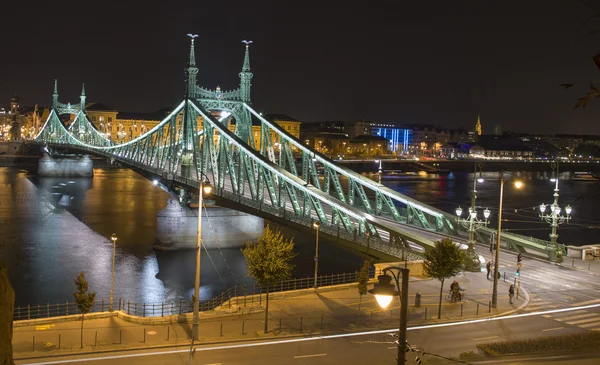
(12, 270), (374, 321)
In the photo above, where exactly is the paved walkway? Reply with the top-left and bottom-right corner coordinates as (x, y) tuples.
(12, 269), (523, 362)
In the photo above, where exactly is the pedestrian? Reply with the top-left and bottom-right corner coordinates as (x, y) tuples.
(517, 253), (522, 263)
(509, 284), (515, 304)
(486, 261), (492, 280)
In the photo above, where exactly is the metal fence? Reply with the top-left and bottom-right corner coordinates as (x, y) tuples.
(13, 270), (374, 321)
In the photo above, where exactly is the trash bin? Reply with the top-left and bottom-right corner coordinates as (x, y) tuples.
(415, 292), (421, 308)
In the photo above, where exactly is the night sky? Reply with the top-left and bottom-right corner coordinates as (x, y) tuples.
(1, 0), (599, 134)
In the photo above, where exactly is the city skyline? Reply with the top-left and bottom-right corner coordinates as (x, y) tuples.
(1, 1), (599, 135)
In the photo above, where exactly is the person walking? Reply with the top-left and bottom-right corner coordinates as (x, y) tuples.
(486, 261), (492, 280)
(509, 284), (515, 304)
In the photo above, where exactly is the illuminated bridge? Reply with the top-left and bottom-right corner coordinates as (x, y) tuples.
(32, 36), (563, 262)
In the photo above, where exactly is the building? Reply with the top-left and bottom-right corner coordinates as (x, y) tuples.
(469, 136), (535, 160)
(493, 124), (502, 136)
(475, 113), (482, 135)
(370, 123), (412, 154)
(348, 135), (390, 156)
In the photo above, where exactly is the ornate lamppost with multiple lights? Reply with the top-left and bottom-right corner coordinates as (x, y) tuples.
(369, 267), (410, 365)
(538, 161), (572, 261)
(455, 162), (490, 272)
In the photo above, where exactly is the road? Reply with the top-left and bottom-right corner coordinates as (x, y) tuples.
(17, 304), (600, 365)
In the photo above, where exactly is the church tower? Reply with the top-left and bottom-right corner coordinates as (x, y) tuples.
(475, 113), (482, 135)
(239, 41), (253, 104)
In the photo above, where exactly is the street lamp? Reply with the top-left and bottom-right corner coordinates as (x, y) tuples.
(369, 267), (409, 365)
(313, 221), (320, 289)
(192, 173), (212, 341)
(492, 172), (524, 308)
(538, 161), (572, 260)
(109, 233), (117, 312)
(455, 162), (489, 271)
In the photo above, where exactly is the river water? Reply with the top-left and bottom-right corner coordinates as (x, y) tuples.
(1, 167), (598, 308)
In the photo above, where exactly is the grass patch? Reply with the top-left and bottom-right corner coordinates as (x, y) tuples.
(477, 332), (600, 356)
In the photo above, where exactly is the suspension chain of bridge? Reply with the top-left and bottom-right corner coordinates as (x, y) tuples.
(32, 36), (562, 261)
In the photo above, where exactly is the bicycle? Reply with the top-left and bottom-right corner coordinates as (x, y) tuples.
(445, 289), (468, 303)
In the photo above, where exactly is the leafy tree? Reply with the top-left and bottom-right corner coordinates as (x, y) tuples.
(422, 238), (465, 319)
(73, 272), (96, 348)
(356, 259), (371, 324)
(242, 225), (296, 333)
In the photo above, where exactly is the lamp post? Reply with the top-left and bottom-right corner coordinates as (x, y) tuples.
(313, 221), (320, 289)
(369, 267), (409, 365)
(109, 233), (117, 312)
(191, 174), (213, 341)
(455, 162), (489, 271)
(538, 161), (572, 261)
(492, 172), (523, 308)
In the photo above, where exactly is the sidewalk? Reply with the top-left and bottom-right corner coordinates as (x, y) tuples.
(11, 269), (523, 361)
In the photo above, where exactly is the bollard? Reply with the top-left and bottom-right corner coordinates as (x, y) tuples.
(477, 302), (479, 315)
(47, 303), (50, 317)
(279, 318), (282, 332)
(102, 298), (104, 312)
(260, 293), (262, 305)
(32, 335), (35, 351)
(242, 321), (245, 335)
(300, 317), (303, 332)
(58, 334), (61, 349)
(244, 295), (246, 307)
(573, 258), (575, 268)
(320, 315), (323, 330)
(503, 272), (506, 282)
(167, 327), (170, 341)
(461, 304), (463, 317)
(143, 328), (146, 343)
(424, 307), (427, 320)
(220, 323), (223, 337)
(161, 303), (164, 317)
(28, 305), (31, 320)
(66, 301), (69, 316)
(488, 301), (491, 313)
(415, 293), (421, 308)
(120, 329), (122, 344)
(95, 331), (97, 346)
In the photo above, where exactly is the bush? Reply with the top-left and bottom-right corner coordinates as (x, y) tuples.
(477, 332), (600, 355)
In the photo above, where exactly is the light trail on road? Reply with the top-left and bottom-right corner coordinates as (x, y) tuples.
(18, 302), (600, 365)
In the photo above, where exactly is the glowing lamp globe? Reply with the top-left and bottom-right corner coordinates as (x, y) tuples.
(565, 205), (572, 215)
(483, 208), (491, 219)
(514, 181), (523, 189)
(455, 206), (463, 217)
(539, 203), (546, 213)
(202, 182), (213, 195)
(368, 275), (398, 309)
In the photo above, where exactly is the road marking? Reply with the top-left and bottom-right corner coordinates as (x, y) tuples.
(556, 313), (597, 322)
(542, 327), (563, 332)
(35, 325), (55, 331)
(472, 336), (498, 341)
(293, 353), (327, 359)
(204, 363), (222, 365)
(575, 321), (600, 328)
(566, 317), (600, 325)
(572, 299), (600, 306)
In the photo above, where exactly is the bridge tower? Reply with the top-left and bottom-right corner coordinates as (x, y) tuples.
(239, 41), (253, 104)
(181, 34), (202, 181)
(80, 83), (86, 111)
(52, 79), (58, 109)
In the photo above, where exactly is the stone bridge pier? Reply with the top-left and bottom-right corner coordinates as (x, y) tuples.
(155, 199), (264, 250)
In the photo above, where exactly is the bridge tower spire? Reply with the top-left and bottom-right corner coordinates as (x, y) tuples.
(80, 83), (86, 111)
(52, 79), (59, 109)
(239, 40), (253, 104)
(185, 34), (199, 98)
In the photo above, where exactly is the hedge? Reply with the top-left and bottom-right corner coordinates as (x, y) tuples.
(477, 332), (600, 356)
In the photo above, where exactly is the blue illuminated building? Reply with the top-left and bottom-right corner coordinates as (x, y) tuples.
(371, 124), (412, 154)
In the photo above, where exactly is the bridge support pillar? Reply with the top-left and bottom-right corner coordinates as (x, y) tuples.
(37, 153), (94, 177)
(155, 199), (264, 250)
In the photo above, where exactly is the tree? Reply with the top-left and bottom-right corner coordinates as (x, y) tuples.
(356, 259), (371, 324)
(242, 225), (295, 333)
(73, 272), (96, 348)
(422, 238), (465, 319)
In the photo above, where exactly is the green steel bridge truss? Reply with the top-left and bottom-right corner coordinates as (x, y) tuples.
(33, 37), (560, 260)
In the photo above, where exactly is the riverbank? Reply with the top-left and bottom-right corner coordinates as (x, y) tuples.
(337, 159), (600, 173)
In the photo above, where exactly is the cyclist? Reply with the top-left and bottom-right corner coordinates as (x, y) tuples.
(450, 280), (464, 302)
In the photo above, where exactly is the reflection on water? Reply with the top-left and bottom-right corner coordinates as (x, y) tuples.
(0, 167), (365, 307)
